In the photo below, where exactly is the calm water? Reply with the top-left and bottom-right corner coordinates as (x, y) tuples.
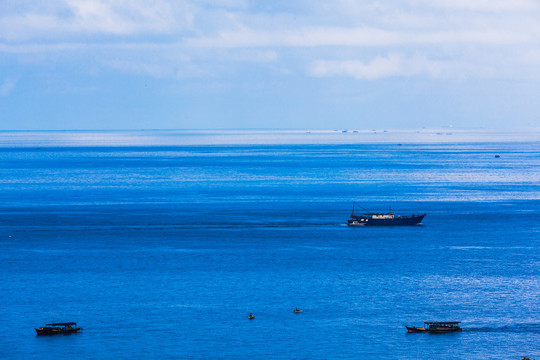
(0, 132), (538, 359)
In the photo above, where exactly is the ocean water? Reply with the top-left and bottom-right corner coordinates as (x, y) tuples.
(0, 131), (538, 359)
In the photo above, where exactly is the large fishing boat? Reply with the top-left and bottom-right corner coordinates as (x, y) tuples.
(406, 321), (462, 333)
(347, 203), (425, 226)
(35, 322), (82, 336)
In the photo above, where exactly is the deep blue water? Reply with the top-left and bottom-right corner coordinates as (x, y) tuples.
(0, 135), (539, 359)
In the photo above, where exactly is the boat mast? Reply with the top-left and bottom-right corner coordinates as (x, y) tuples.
(352, 201), (355, 216)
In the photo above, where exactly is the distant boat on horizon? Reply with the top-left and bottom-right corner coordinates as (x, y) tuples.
(348, 203), (425, 226)
(406, 321), (462, 333)
(35, 322), (82, 336)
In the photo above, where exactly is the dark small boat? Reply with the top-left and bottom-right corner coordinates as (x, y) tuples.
(35, 322), (82, 336)
(248, 314), (255, 320)
(348, 202), (425, 226)
(293, 308), (303, 313)
(406, 321), (462, 333)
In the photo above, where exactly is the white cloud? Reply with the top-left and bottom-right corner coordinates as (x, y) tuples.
(413, 0), (540, 12)
(184, 27), (397, 48)
(0, 0), (191, 41)
(1, 0), (540, 81)
(311, 55), (402, 80)
(105, 59), (171, 78)
(308, 50), (530, 80)
(184, 25), (540, 48)
(523, 49), (540, 64)
(0, 41), (177, 56)
(65, 0), (183, 34)
(0, 78), (16, 95)
(308, 54), (446, 80)
(2, 0), (540, 48)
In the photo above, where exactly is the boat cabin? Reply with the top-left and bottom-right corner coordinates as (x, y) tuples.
(424, 321), (462, 331)
(46, 322), (77, 329)
(425, 321), (460, 327)
(370, 213), (395, 219)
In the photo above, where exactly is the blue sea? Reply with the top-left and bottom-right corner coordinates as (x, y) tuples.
(0, 130), (538, 359)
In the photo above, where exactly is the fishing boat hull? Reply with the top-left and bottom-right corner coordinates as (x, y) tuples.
(427, 327), (462, 333)
(35, 327), (81, 336)
(405, 326), (427, 333)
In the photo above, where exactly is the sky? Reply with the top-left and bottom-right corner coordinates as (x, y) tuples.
(1, 0), (540, 130)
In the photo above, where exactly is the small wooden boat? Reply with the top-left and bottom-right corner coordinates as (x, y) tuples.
(248, 314), (255, 320)
(406, 321), (462, 333)
(35, 322), (82, 335)
(292, 308), (303, 313)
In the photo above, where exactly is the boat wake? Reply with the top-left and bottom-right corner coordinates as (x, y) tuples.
(465, 323), (540, 334)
